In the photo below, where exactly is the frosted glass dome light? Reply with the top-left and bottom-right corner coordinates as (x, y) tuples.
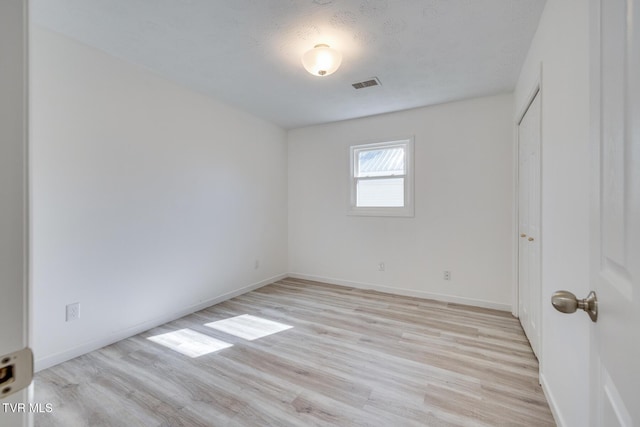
(301, 44), (342, 77)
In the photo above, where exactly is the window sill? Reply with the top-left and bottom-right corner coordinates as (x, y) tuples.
(347, 207), (414, 218)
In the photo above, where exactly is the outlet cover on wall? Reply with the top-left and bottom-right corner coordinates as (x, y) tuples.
(378, 262), (385, 271)
(66, 302), (80, 322)
(443, 271), (451, 281)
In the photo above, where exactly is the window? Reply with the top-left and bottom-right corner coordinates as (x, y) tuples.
(349, 137), (414, 217)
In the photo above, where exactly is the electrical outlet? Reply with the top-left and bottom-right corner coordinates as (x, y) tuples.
(254, 259), (260, 269)
(66, 303), (80, 322)
(443, 271), (451, 281)
(378, 262), (385, 271)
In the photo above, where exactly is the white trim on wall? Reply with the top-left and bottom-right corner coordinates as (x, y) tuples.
(288, 273), (512, 312)
(36, 268), (516, 372)
(540, 372), (566, 427)
(34, 273), (287, 372)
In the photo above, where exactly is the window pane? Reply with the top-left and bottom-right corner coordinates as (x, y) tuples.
(357, 147), (405, 177)
(356, 178), (404, 207)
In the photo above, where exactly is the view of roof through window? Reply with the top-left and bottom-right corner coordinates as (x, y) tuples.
(357, 147), (405, 177)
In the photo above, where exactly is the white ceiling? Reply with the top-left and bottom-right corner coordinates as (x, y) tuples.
(31, 0), (546, 129)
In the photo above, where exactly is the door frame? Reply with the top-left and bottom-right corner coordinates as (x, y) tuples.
(513, 65), (543, 366)
(0, 0), (31, 426)
(588, 0), (601, 420)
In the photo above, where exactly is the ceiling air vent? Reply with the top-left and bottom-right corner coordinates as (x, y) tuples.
(352, 77), (381, 89)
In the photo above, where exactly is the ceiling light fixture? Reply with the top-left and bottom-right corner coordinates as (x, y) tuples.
(301, 44), (342, 77)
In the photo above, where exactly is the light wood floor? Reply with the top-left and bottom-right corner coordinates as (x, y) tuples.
(34, 278), (555, 426)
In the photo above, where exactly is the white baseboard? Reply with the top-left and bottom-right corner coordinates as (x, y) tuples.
(34, 273), (287, 372)
(287, 273), (512, 312)
(540, 372), (565, 427)
(35, 271), (512, 371)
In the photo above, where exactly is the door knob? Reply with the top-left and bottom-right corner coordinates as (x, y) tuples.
(551, 290), (598, 322)
(528, 237), (534, 241)
(520, 234), (527, 238)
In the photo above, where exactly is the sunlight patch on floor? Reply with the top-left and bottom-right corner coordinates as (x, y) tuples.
(147, 328), (232, 357)
(205, 314), (293, 341)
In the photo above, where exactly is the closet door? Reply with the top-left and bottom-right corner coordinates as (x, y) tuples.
(518, 90), (541, 358)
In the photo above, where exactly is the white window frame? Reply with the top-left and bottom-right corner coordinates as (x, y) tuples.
(348, 137), (415, 217)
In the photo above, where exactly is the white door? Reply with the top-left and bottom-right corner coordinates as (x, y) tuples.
(0, 1), (32, 426)
(518, 90), (541, 358)
(589, 0), (640, 425)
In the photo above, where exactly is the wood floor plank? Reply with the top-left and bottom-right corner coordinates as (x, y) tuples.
(34, 278), (555, 426)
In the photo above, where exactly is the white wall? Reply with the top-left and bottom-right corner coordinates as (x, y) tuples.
(514, 0), (590, 426)
(288, 94), (514, 310)
(30, 27), (288, 371)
